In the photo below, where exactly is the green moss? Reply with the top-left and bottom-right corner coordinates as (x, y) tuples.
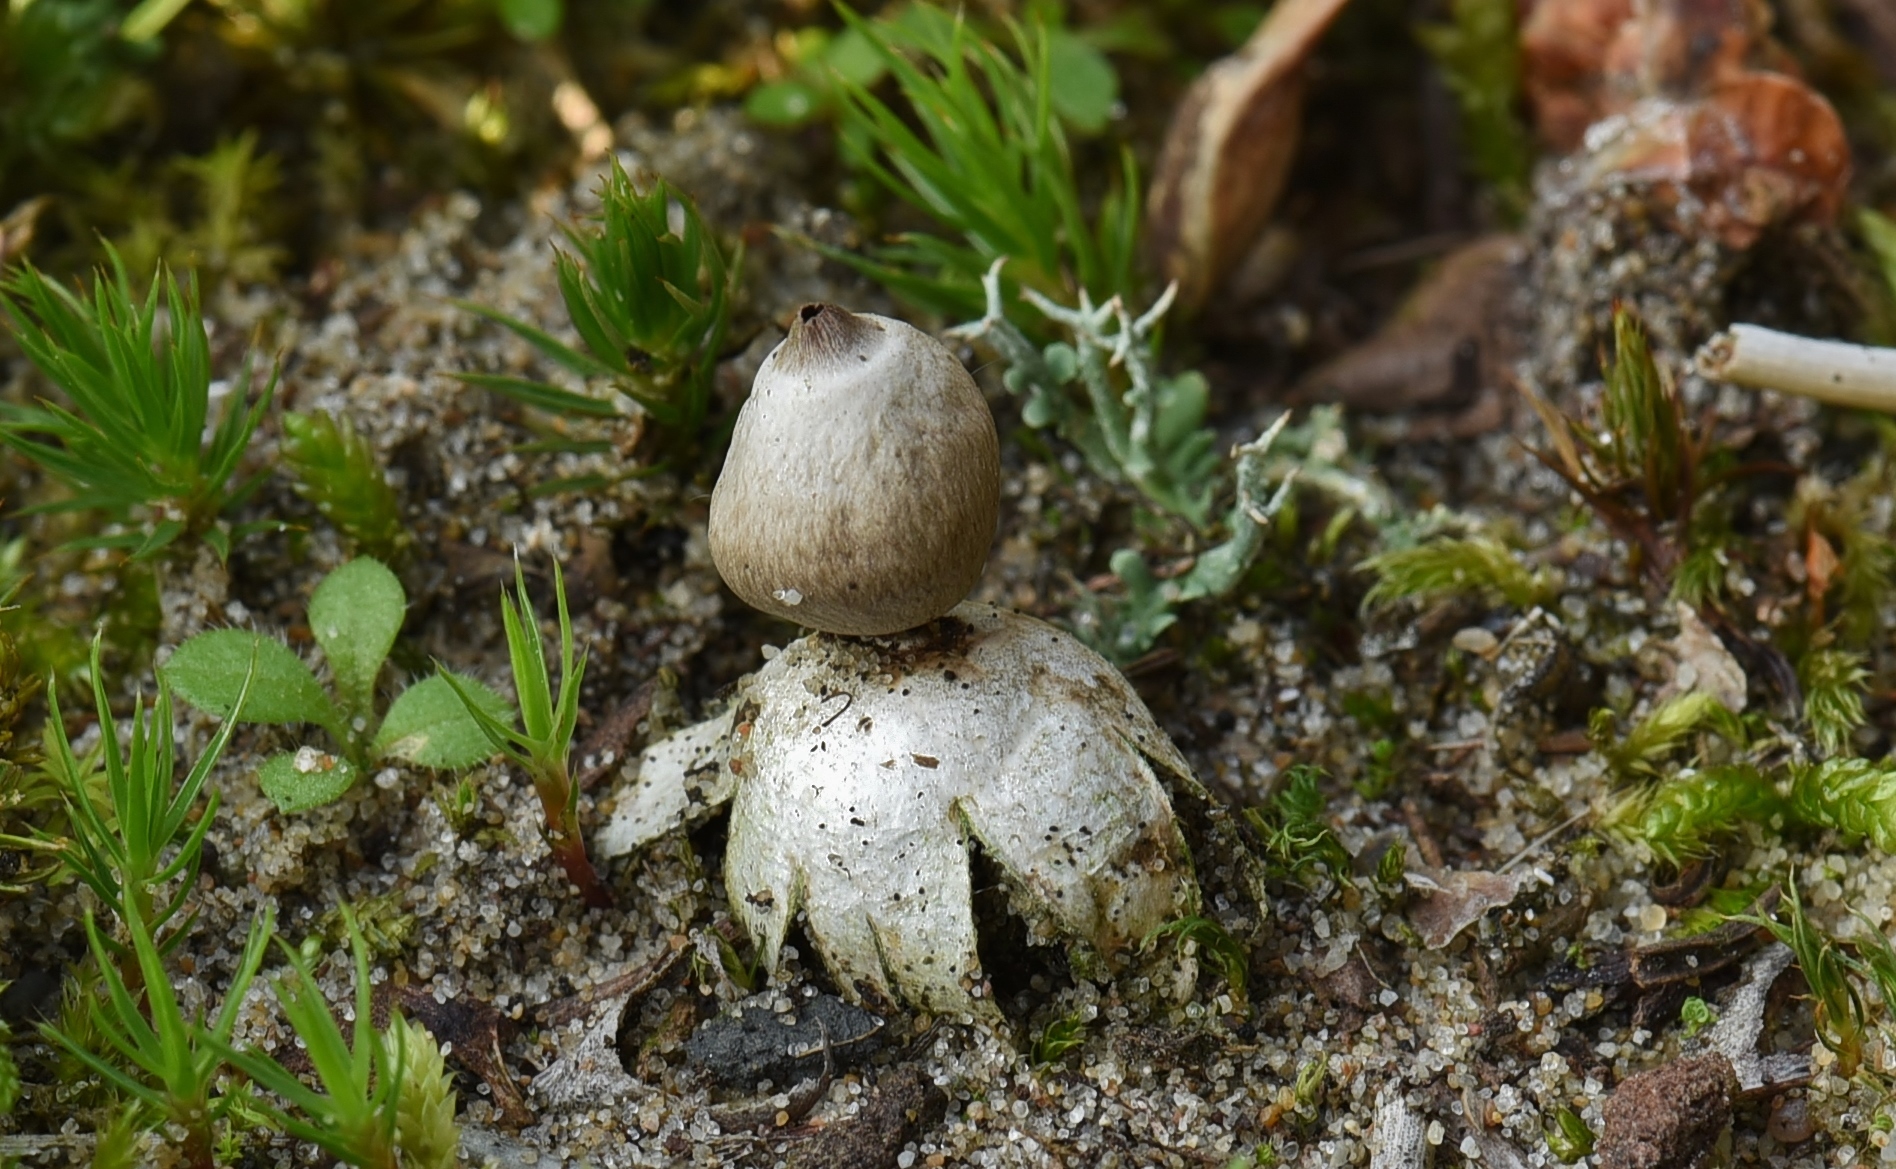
(1414, 0), (1530, 216)
(1602, 764), (1782, 867)
(1360, 534), (1555, 611)
(1799, 647), (1870, 758)
(281, 410), (410, 563)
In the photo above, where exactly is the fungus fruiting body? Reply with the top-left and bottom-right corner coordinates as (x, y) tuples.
(610, 304), (1206, 1015)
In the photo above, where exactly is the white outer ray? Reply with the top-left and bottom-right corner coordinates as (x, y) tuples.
(599, 603), (1200, 1016)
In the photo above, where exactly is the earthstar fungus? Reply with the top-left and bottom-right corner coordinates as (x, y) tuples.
(604, 304), (1207, 1015)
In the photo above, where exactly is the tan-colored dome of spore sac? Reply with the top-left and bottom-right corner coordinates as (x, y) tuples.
(708, 303), (1000, 636)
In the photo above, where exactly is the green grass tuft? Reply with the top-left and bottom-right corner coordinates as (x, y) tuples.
(211, 908), (406, 1168)
(0, 250), (275, 560)
(44, 899), (274, 1168)
(827, 3), (1137, 322)
(456, 159), (735, 458)
(1523, 306), (1721, 594)
(42, 631), (250, 950)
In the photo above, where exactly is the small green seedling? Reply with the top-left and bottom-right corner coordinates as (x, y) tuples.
(8, 632), (250, 955)
(280, 410), (411, 563)
(1679, 995), (1715, 1038)
(0, 249), (275, 560)
(1523, 307), (1729, 596)
(212, 908), (432, 1169)
(455, 158), (734, 459)
(1546, 1107), (1596, 1162)
(46, 899), (274, 1169)
(162, 558), (507, 813)
(443, 556), (612, 907)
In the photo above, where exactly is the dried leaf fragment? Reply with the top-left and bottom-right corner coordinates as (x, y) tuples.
(1146, 0), (1355, 312)
(1404, 865), (1539, 948)
(374, 982), (533, 1128)
(1293, 235), (1524, 437)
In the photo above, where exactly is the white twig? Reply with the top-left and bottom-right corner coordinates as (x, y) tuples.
(1695, 324), (1896, 414)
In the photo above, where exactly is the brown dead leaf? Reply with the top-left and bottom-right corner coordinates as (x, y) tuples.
(1521, 0), (1637, 151)
(1404, 866), (1537, 949)
(1293, 235), (1523, 437)
(1521, 0), (1850, 246)
(1145, 0), (1354, 312)
(1521, 0), (1796, 152)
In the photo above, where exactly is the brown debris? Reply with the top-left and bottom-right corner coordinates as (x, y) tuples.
(0, 198), (47, 271)
(1404, 866), (1536, 950)
(1145, 0), (1354, 312)
(1521, 0), (1797, 151)
(531, 933), (690, 1029)
(1583, 72), (1851, 248)
(1521, 0), (1637, 151)
(375, 982), (535, 1128)
(575, 675), (662, 792)
(782, 1065), (948, 1169)
(1595, 1053), (1735, 1169)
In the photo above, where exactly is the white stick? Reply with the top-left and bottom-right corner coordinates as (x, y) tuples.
(1695, 323), (1896, 413)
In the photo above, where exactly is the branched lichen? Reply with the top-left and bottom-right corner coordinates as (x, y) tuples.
(950, 262), (1219, 527)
